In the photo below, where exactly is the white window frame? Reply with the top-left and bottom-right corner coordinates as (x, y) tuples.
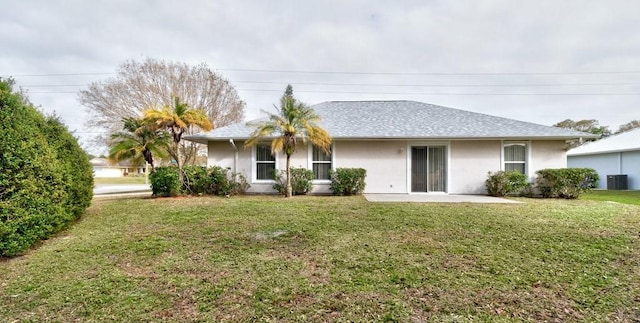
(501, 141), (530, 177)
(308, 143), (334, 183)
(252, 143), (277, 183)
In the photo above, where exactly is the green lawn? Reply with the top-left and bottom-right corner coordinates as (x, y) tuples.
(582, 190), (640, 206)
(1, 196), (639, 321)
(93, 176), (148, 185)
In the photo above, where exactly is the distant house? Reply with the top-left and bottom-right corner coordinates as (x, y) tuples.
(186, 101), (595, 195)
(90, 157), (146, 178)
(568, 128), (640, 189)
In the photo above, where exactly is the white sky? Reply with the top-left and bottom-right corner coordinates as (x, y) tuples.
(2, 0), (639, 154)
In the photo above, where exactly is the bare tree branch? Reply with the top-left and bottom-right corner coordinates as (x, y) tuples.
(78, 58), (245, 164)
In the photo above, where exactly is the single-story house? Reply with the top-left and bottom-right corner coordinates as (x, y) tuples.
(90, 157), (146, 178)
(567, 128), (640, 190)
(186, 101), (595, 195)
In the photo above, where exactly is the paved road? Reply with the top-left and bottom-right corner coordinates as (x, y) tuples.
(93, 184), (152, 196)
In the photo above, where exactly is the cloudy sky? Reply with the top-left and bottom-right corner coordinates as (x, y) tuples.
(2, 0), (639, 153)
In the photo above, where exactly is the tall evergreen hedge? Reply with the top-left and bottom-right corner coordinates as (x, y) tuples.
(0, 78), (94, 256)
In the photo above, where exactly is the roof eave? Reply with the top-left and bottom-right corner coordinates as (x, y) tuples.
(568, 147), (640, 156)
(186, 135), (593, 142)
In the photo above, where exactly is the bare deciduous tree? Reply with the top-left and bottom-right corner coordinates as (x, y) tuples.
(79, 58), (245, 164)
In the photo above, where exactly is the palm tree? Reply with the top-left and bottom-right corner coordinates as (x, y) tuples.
(143, 96), (213, 170)
(108, 117), (169, 171)
(246, 85), (331, 197)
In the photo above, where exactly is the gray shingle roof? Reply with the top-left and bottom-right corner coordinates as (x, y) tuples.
(186, 100), (597, 143)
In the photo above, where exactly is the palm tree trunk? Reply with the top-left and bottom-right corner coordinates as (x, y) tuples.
(286, 154), (292, 197)
(173, 141), (184, 189)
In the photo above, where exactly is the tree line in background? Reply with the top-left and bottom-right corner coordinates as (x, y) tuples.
(554, 118), (640, 149)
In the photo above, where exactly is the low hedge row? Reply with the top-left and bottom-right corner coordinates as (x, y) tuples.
(150, 165), (249, 197)
(535, 168), (599, 199)
(485, 167), (599, 199)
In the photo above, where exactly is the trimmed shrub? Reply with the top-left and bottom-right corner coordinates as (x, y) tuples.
(43, 116), (94, 216)
(208, 166), (234, 196)
(273, 168), (315, 196)
(150, 166), (180, 197)
(156, 165), (250, 197)
(485, 170), (529, 197)
(181, 165), (212, 195)
(330, 168), (367, 196)
(535, 168), (599, 199)
(0, 78), (94, 256)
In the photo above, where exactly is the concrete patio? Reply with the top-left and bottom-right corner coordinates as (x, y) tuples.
(364, 194), (521, 204)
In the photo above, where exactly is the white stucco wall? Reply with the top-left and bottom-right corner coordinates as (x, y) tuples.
(449, 140), (501, 194)
(530, 140), (568, 171)
(334, 141), (408, 194)
(568, 150), (640, 189)
(206, 139), (572, 195)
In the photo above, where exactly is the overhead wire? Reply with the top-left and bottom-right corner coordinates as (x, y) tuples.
(8, 68), (640, 95)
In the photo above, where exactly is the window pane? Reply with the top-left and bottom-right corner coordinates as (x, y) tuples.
(504, 144), (526, 162)
(256, 144), (274, 162)
(257, 163), (275, 180)
(313, 146), (331, 161)
(312, 145), (332, 180)
(313, 163), (331, 180)
(428, 146), (446, 192)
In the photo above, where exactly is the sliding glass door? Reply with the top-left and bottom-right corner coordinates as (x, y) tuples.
(411, 146), (447, 192)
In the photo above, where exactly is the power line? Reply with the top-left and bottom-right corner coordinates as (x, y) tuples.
(29, 90), (640, 96)
(234, 81), (637, 87)
(4, 72), (113, 77)
(7, 68), (640, 78)
(240, 89), (640, 96)
(217, 68), (640, 76)
(21, 81), (639, 88)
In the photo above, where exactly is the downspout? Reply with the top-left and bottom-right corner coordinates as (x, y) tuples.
(229, 139), (238, 174)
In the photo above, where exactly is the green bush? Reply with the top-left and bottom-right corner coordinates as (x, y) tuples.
(485, 170), (529, 197)
(273, 168), (315, 196)
(231, 172), (250, 195)
(150, 166), (180, 197)
(0, 78), (94, 257)
(208, 166), (236, 196)
(154, 165), (250, 197)
(181, 165), (212, 195)
(535, 168), (599, 199)
(330, 168), (367, 196)
(43, 116), (94, 216)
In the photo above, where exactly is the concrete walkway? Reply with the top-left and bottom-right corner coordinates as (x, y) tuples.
(365, 194), (520, 204)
